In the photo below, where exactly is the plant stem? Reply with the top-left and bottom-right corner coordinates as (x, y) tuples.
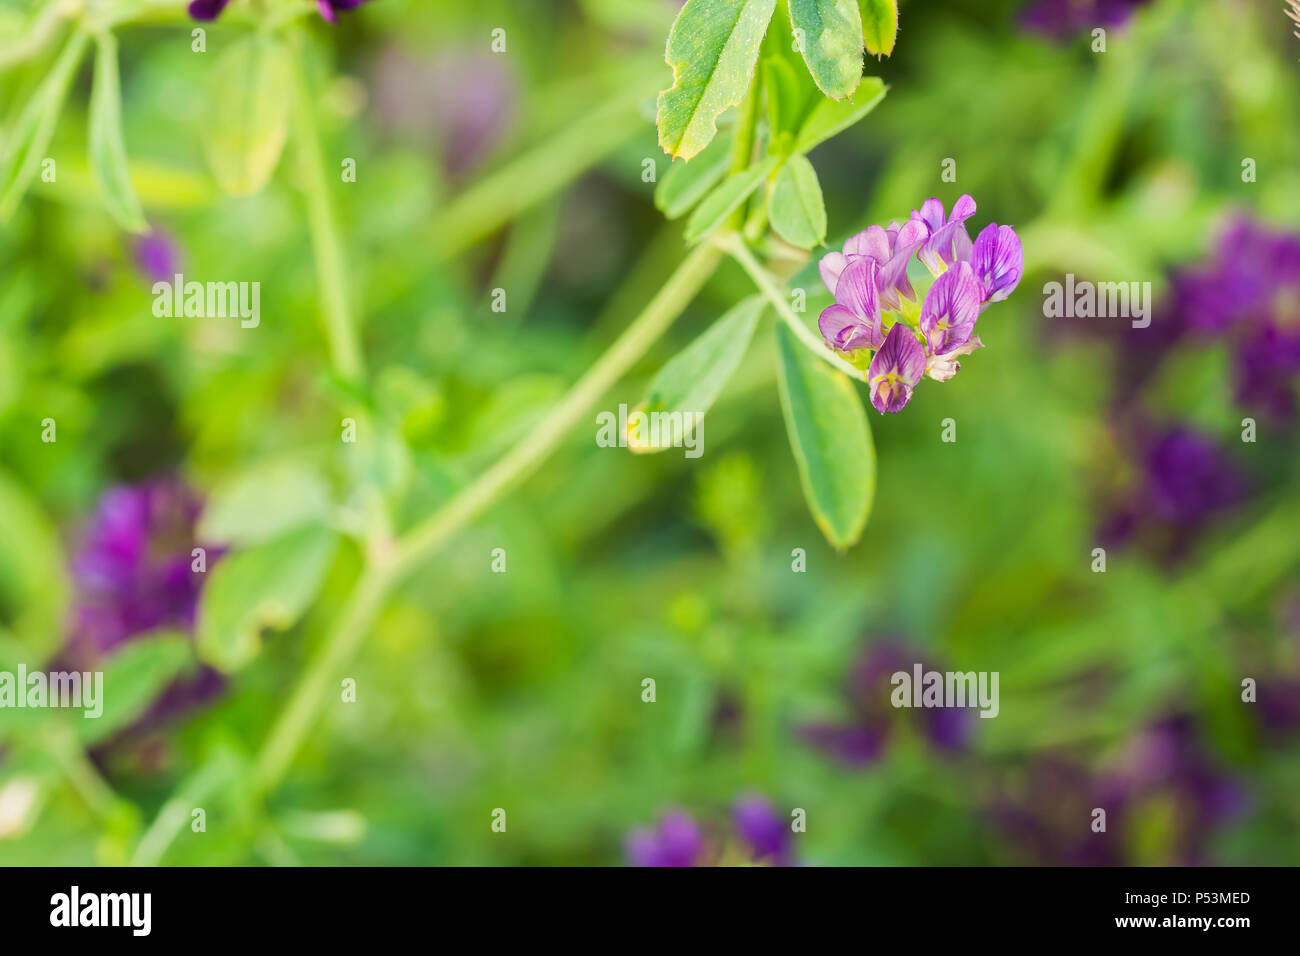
(251, 240), (727, 796)
(722, 235), (867, 382)
(288, 28), (363, 382)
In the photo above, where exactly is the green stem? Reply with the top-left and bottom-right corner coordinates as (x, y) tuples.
(722, 235), (867, 382)
(288, 28), (363, 382)
(251, 240), (727, 795)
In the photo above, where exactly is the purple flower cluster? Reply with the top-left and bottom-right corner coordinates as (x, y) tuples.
(1020, 0), (1154, 40)
(64, 479), (223, 722)
(800, 638), (972, 767)
(188, 0), (371, 23)
(627, 795), (795, 866)
(817, 195), (1022, 414)
(991, 715), (1244, 865)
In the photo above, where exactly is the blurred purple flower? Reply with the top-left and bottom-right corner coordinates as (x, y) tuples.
(992, 715), (1243, 865)
(1099, 424), (1248, 560)
(371, 48), (515, 179)
(1020, 0), (1154, 40)
(132, 229), (181, 285)
(64, 479), (223, 722)
(801, 638), (973, 768)
(626, 810), (704, 867)
(188, 0), (372, 22)
(732, 795), (794, 866)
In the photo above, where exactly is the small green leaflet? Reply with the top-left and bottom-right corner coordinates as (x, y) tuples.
(684, 154), (780, 243)
(89, 33), (148, 233)
(789, 0), (865, 100)
(0, 30), (89, 221)
(859, 0), (899, 58)
(196, 526), (338, 673)
(654, 132), (731, 220)
(775, 323), (875, 550)
(201, 33), (292, 196)
(627, 296), (764, 453)
(657, 0), (778, 160)
(767, 154), (826, 248)
(78, 633), (193, 745)
(794, 76), (886, 154)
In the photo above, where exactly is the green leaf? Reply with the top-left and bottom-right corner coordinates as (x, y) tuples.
(78, 634), (193, 745)
(859, 0), (899, 58)
(201, 33), (292, 196)
(628, 296), (764, 453)
(654, 132), (731, 220)
(0, 30), (88, 221)
(793, 76), (886, 153)
(0, 471), (68, 662)
(657, 0), (778, 160)
(789, 0), (865, 100)
(198, 459), (334, 547)
(684, 154), (780, 243)
(767, 154), (826, 248)
(87, 33), (147, 233)
(196, 527), (338, 673)
(775, 323), (875, 550)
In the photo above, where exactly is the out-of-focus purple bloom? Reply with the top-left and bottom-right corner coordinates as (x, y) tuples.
(919, 261), (982, 357)
(132, 229), (181, 285)
(818, 257), (884, 354)
(189, 0), (372, 22)
(732, 795), (793, 866)
(371, 48), (515, 180)
(820, 220), (928, 310)
(868, 323), (926, 414)
(1099, 424), (1247, 560)
(64, 480), (224, 727)
(801, 638), (973, 767)
(1234, 325), (1300, 422)
(187, 0), (230, 20)
(625, 810), (704, 866)
(912, 194), (976, 276)
(1020, 0), (1154, 40)
(992, 715), (1243, 865)
(970, 223), (1024, 304)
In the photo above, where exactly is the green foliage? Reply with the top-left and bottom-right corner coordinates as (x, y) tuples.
(683, 154), (780, 242)
(200, 34), (292, 196)
(794, 75), (887, 153)
(628, 297), (764, 453)
(859, 0), (899, 58)
(657, 0), (777, 159)
(88, 33), (147, 233)
(767, 153), (827, 247)
(775, 324), (874, 550)
(78, 634), (193, 745)
(654, 131), (732, 219)
(789, 0), (865, 100)
(196, 527), (338, 673)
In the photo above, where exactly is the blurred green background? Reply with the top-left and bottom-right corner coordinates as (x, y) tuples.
(1, 0), (1298, 866)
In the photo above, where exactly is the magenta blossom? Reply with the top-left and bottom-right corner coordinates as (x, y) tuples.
(920, 261), (983, 356)
(971, 223), (1024, 304)
(818, 257), (885, 353)
(868, 323), (926, 414)
(820, 219), (928, 310)
(913, 194), (977, 276)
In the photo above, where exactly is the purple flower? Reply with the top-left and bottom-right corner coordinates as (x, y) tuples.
(970, 222), (1024, 304)
(820, 219), (928, 310)
(912, 194), (976, 276)
(732, 795), (793, 866)
(919, 261), (982, 357)
(187, 0), (230, 19)
(626, 810), (704, 867)
(801, 638), (972, 766)
(132, 229), (181, 285)
(1020, 0), (1154, 40)
(1142, 427), (1246, 526)
(868, 322), (926, 414)
(1234, 324), (1300, 422)
(818, 256), (884, 353)
(188, 0), (372, 22)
